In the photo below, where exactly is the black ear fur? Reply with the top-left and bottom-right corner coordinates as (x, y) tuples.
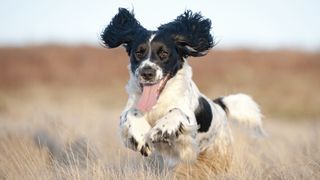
(158, 10), (214, 57)
(101, 8), (147, 52)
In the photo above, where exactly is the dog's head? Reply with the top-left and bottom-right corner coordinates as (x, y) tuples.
(101, 8), (214, 111)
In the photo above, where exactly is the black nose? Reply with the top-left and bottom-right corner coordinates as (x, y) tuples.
(140, 66), (156, 81)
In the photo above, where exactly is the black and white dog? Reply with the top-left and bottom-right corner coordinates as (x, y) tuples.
(101, 8), (265, 175)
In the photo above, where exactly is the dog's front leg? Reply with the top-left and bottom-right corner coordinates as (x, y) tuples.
(148, 108), (199, 163)
(119, 108), (151, 156)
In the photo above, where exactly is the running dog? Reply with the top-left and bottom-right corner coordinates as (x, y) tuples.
(101, 8), (266, 178)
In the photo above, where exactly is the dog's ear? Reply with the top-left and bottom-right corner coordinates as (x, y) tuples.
(101, 8), (147, 53)
(158, 10), (214, 57)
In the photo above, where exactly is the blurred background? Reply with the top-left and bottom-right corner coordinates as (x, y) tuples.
(0, 0), (319, 179)
(1, 0), (319, 119)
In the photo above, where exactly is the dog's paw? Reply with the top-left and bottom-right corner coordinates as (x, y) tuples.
(121, 108), (152, 156)
(128, 136), (151, 156)
(140, 143), (151, 157)
(150, 121), (185, 145)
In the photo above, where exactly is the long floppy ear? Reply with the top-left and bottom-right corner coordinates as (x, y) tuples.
(101, 8), (147, 53)
(158, 10), (214, 57)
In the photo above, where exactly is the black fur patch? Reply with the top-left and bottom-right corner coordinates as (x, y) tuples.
(213, 97), (228, 113)
(129, 137), (138, 150)
(195, 97), (213, 132)
(157, 10), (214, 57)
(101, 8), (215, 79)
(100, 8), (150, 54)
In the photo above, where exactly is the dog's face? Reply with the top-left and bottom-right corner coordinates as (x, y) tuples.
(129, 33), (185, 86)
(101, 8), (214, 111)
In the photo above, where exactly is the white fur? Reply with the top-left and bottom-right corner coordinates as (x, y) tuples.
(120, 109), (151, 154)
(119, 61), (265, 169)
(222, 94), (267, 137)
(148, 108), (199, 166)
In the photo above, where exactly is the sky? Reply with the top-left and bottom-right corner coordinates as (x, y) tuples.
(1, 0), (320, 50)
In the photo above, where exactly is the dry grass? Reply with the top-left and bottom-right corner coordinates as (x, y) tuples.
(0, 46), (319, 179)
(0, 88), (319, 179)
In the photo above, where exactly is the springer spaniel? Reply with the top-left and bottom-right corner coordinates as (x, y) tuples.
(101, 8), (266, 177)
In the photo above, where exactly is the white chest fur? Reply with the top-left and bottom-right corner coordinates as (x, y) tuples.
(126, 62), (200, 127)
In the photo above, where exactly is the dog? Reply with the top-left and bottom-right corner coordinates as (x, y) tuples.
(101, 8), (266, 178)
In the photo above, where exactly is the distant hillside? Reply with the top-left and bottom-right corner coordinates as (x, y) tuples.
(0, 45), (319, 119)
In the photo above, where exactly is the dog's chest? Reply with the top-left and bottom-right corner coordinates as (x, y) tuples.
(144, 88), (184, 126)
(144, 91), (194, 127)
(144, 104), (170, 127)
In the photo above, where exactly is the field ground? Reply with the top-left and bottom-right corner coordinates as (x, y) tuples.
(0, 46), (319, 179)
(0, 87), (319, 179)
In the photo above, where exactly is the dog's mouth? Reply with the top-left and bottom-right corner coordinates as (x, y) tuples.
(136, 74), (171, 112)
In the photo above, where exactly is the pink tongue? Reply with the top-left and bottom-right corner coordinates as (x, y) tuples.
(136, 82), (161, 112)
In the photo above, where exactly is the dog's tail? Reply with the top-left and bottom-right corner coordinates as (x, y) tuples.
(213, 93), (267, 137)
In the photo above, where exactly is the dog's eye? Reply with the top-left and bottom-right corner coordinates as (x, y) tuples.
(158, 49), (169, 60)
(135, 49), (146, 59)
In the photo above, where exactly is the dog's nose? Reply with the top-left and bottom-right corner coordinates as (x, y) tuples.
(140, 66), (156, 81)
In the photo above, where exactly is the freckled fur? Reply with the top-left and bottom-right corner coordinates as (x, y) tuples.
(101, 8), (266, 177)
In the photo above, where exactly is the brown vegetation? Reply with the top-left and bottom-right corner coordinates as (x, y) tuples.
(0, 45), (319, 179)
(0, 45), (319, 119)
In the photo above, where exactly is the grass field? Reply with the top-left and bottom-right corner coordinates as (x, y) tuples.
(0, 46), (319, 179)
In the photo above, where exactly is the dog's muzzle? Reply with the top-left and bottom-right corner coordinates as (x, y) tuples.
(139, 66), (157, 83)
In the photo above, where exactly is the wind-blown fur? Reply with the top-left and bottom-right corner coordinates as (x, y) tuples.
(101, 8), (266, 178)
(158, 10), (214, 57)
